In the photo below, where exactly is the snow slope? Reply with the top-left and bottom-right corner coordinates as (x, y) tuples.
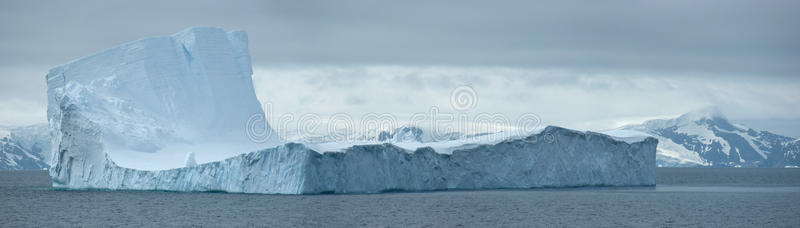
(46, 27), (657, 194)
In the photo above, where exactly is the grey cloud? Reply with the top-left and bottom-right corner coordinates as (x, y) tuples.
(1, 0), (799, 77)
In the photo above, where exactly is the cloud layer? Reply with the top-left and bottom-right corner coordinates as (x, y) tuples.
(2, 0), (799, 75)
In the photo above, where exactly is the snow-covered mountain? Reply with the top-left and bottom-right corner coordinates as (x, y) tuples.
(376, 126), (425, 142)
(296, 126), (496, 145)
(0, 124), (50, 170)
(359, 126), (467, 143)
(302, 126), (432, 143)
(623, 107), (799, 167)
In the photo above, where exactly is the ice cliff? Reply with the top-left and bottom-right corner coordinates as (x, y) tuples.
(46, 27), (657, 194)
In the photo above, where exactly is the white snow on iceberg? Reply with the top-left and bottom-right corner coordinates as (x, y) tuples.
(46, 27), (657, 194)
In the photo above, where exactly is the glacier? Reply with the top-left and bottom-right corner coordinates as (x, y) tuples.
(46, 27), (657, 194)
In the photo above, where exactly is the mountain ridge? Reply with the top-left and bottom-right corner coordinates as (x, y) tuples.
(0, 124), (49, 170)
(623, 108), (798, 167)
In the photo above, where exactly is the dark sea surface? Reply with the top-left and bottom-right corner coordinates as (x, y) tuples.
(1, 168), (799, 227)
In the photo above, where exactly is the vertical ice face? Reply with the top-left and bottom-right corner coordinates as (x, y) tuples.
(46, 27), (279, 172)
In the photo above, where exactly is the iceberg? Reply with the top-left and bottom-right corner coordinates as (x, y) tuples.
(46, 27), (657, 194)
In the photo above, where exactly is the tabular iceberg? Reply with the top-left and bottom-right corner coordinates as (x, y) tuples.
(46, 27), (657, 194)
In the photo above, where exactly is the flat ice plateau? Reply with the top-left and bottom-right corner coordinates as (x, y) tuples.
(46, 27), (657, 194)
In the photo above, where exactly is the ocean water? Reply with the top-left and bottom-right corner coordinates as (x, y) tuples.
(1, 168), (799, 227)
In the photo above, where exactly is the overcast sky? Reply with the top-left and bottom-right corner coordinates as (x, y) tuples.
(1, 0), (799, 136)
